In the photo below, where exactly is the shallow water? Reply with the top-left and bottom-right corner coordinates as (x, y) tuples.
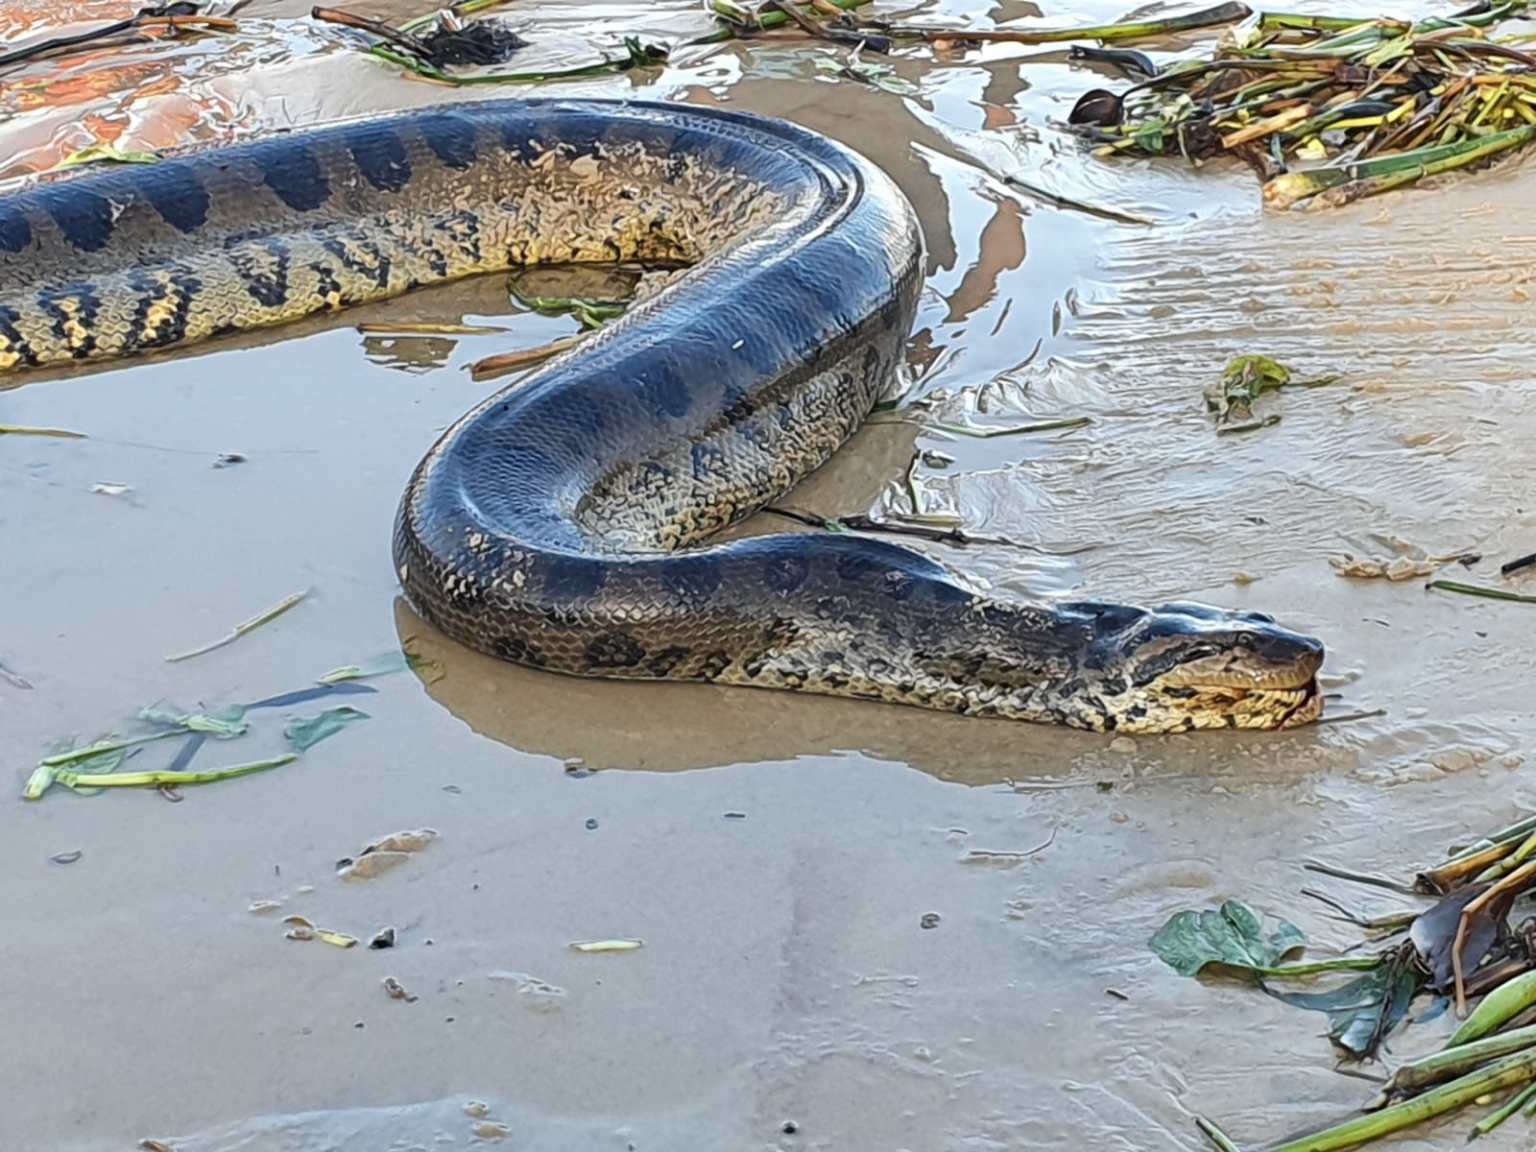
(3, 1), (1535, 1149)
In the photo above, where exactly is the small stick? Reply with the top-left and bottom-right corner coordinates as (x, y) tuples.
(165, 588), (310, 663)
(763, 0), (889, 50)
(1500, 551), (1536, 576)
(311, 6), (433, 59)
(468, 333), (585, 380)
(0, 424), (87, 438)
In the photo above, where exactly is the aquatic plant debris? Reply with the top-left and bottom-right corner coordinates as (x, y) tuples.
(1072, 1), (1536, 208)
(1185, 809), (1536, 1148)
(283, 706), (370, 751)
(1206, 355), (1335, 428)
(569, 939), (644, 953)
(165, 588), (309, 662)
(0, 424), (86, 438)
(1150, 899), (1306, 976)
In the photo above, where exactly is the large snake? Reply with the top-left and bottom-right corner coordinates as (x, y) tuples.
(0, 99), (1324, 731)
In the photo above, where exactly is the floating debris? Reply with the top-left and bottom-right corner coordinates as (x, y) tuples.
(284, 706), (369, 751)
(1205, 354), (1335, 429)
(165, 588), (309, 663)
(1072, 2), (1536, 209)
(0, 423), (86, 438)
(91, 482), (133, 497)
(382, 976), (418, 1002)
(368, 926), (397, 950)
(337, 828), (438, 881)
(283, 915), (357, 948)
(1178, 809), (1536, 1147)
(50, 850), (83, 865)
(569, 938), (644, 953)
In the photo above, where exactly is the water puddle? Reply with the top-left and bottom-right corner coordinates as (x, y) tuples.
(4, 1), (1535, 1149)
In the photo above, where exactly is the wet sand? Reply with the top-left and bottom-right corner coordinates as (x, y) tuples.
(3, 1), (1535, 1149)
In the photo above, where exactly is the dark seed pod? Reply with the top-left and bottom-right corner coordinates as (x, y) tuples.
(1069, 89), (1125, 127)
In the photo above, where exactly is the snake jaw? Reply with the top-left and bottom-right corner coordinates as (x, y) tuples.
(1093, 603), (1326, 733)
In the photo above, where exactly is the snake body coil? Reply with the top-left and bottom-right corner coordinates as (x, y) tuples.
(0, 99), (1323, 731)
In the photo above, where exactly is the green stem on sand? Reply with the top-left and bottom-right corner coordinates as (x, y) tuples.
(56, 754), (298, 791)
(1427, 577), (1536, 605)
(1263, 1050), (1536, 1152)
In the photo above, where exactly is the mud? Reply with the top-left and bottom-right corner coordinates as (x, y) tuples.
(2, 1), (1534, 1149)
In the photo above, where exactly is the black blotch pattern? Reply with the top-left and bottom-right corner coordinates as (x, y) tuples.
(260, 145), (330, 212)
(646, 646), (690, 676)
(38, 283), (101, 359)
(311, 262), (344, 306)
(124, 269), (201, 350)
(321, 234), (392, 289)
(441, 212), (482, 264)
(347, 127), (412, 193)
(637, 370), (692, 420)
(0, 207), (32, 253)
(697, 650), (732, 680)
(140, 167), (210, 233)
(835, 549), (881, 584)
(45, 189), (115, 252)
(492, 635), (544, 666)
(542, 554), (608, 599)
(763, 552), (810, 592)
(426, 115), (478, 169)
(662, 560), (721, 605)
(0, 304), (38, 366)
(586, 630), (646, 669)
(226, 239), (291, 308)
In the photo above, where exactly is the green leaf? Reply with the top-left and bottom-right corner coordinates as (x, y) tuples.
(1150, 899), (1308, 977)
(284, 706), (369, 751)
(1265, 952), (1422, 1058)
(56, 144), (159, 169)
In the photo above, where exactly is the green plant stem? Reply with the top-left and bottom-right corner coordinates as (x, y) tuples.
(1388, 1024), (1536, 1094)
(1264, 1050), (1536, 1152)
(39, 730), (185, 768)
(886, 1), (1252, 44)
(1197, 1115), (1245, 1151)
(56, 754), (298, 790)
(693, 0), (872, 44)
(165, 588), (309, 662)
(1471, 1080), (1536, 1138)
(1428, 577), (1536, 605)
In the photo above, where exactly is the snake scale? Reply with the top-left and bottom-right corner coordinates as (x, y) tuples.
(0, 99), (1324, 731)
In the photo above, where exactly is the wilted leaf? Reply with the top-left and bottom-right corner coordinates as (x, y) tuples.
(1150, 899), (1307, 977)
(284, 706), (369, 751)
(1265, 950), (1422, 1058)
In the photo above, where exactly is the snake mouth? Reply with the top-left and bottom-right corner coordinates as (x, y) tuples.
(1156, 675), (1324, 729)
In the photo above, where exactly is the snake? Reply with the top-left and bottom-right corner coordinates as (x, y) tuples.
(0, 98), (1324, 732)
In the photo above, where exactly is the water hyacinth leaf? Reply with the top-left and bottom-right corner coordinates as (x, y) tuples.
(1150, 899), (1307, 977)
(284, 706), (370, 751)
(1265, 953), (1423, 1058)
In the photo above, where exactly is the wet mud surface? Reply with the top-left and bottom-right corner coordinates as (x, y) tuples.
(2, 1), (1534, 1148)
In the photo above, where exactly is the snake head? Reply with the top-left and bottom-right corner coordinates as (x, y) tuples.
(1071, 600), (1325, 733)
